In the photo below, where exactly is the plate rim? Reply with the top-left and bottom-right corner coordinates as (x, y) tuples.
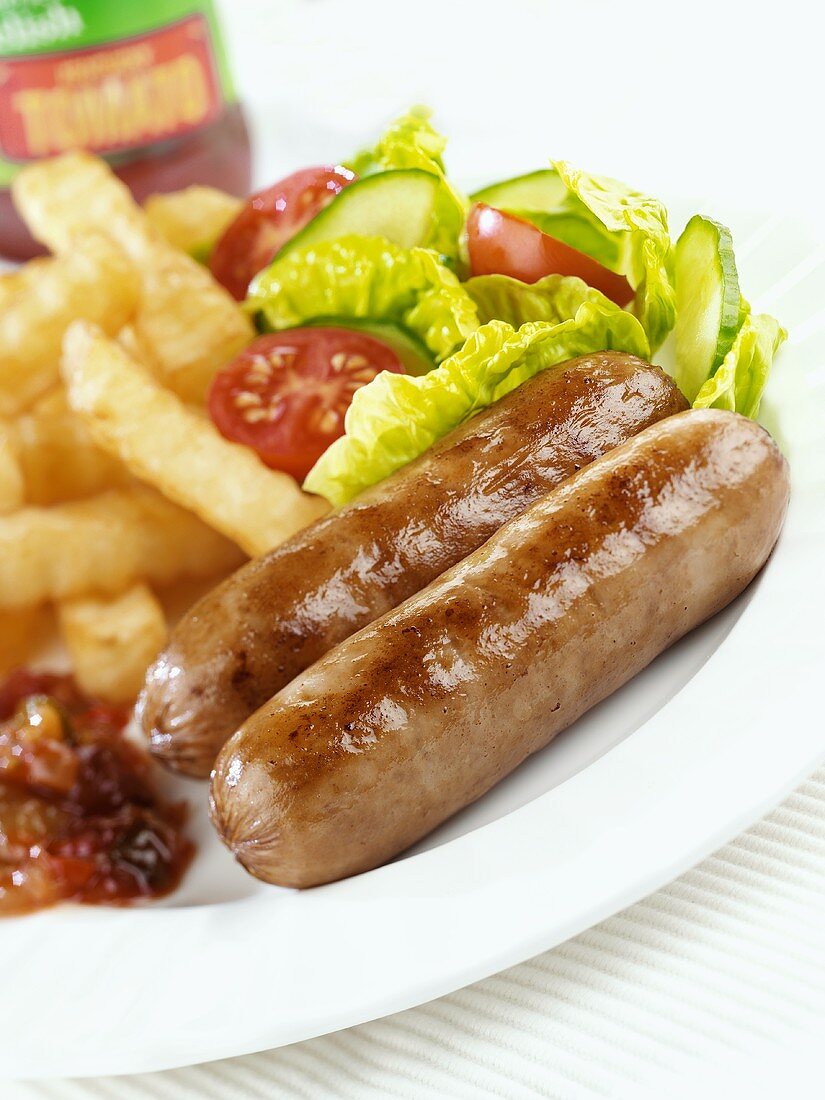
(2, 205), (823, 1081)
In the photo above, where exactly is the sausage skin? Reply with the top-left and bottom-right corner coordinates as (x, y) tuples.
(141, 353), (686, 777)
(211, 410), (790, 888)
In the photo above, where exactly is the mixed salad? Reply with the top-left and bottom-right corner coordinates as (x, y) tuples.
(202, 108), (785, 506)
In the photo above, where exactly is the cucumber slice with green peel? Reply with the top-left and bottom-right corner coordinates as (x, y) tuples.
(674, 214), (741, 402)
(470, 169), (568, 210)
(304, 318), (434, 376)
(278, 170), (442, 258)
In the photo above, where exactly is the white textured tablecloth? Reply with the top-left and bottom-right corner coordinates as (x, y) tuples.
(9, 766), (825, 1098)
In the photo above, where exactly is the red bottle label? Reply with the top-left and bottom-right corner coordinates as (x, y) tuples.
(0, 14), (224, 162)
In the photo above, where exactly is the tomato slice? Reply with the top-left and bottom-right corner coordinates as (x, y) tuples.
(209, 165), (357, 300)
(466, 203), (634, 307)
(208, 328), (404, 481)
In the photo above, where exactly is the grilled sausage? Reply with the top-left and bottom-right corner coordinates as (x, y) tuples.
(211, 410), (789, 888)
(141, 353), (687, 777)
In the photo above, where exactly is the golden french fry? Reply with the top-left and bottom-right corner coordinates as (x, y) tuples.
(0, 486), (245, 610)
(116, 323), (152, 365)
(154, 571), (235, 626)
(0, 606), (54, 674)
(0, 273), (19, 309)
(14, 387), (132, 505)
(14, 152), (147, 255)
(0, 423), (24, 514)
(0, 232), (139, 416)
(0, 258), (52, 309)
(63, 323), (329, 556)
(143, 186), (241, 259)
(14, 153), (253, 402)
(58, 583), (168, 703)
(134, 250), (253, 402)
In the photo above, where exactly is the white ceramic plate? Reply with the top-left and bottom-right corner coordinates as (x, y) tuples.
(2, 189), (824, 1080)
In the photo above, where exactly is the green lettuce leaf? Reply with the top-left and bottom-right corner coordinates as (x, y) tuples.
(465, 272), (613, 327)
(348, 108), (466, 261)
(304, 299), (650, 506)
(349, 106), (448, 176)
(692, 312), (787, 418)
(554, 162), (676, 352)
(248, 235), (479, 362)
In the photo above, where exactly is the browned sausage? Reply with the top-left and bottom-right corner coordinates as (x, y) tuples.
(140, 353), (687, 777)
(211, 410), (789, 888)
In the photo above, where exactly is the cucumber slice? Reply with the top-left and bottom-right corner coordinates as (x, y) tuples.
(470, 169), (568, 210)
(278, 169), (441, 258)
(674, 214), (741, 402)
(304, 318), (434, 376)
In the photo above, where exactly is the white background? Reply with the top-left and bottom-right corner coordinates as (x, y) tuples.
(221, 0), (822, 212)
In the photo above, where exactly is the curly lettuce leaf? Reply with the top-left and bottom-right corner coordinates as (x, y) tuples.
(465, 272), (613, 328)
(349, 106), (448, 176)
(304, 300), (650, 506)
(348, 108), (466, 261)
(693, 312), (787, 418)
(248, 235), (479, 362)
(554, 162), (676, 352)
